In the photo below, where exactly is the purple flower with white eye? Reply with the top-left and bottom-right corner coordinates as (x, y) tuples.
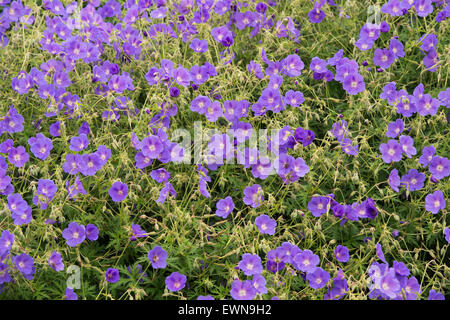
(205, 101), (223, 122)
(252, 274), (267, 295)
(437, 88), (449, 108)
(8, 146), (29, 168)
(64, 287), (78, 300)
(78, 153), (102, 176)
(11, 206), (32, 226)
(415, 0), (433, 17)
(381, 0), (404, 16)
(62, 154), (81, 175)
(388, 169), (401, 192)
(28, 133), (53, 160)
(109, 181), (128, 202)
(190, 38), (208, 53)
(404, 276), (422, 300)
(14, 253), (34, 276)
(48, 251), (64, 271)
(251, 157), (273, 180)
(399, 135), (416, 158)
(62, 222), (86, 247)
(373, 48), (395, 69)
(69, 134), (89, 152)
(386, 119), (404, 138)
(292, 249), (320, 273)
(147, 246), (168, 269)
(281, 54), (304, 77)
(389, 38), (405, 59)
(173, 67), (191, 87)
(238, 253), (263, 276)
(150, 168), (170, 184)
(190, 95), (211, 114)
(7, 193), (29, 215)
(33, 179), (57, 210)
(342, 73), (365, 95)
(425, 190), (445, 214)
(379, 269), (401, 298)
(310, 57), (328, 74)
(215, 196), (234, 218)
(254, 214), (276, 235)
(330, 120), (349, 142)
(0, 230), (14, 255)
(135, 152), (152, 169)
(306, 267), (330, 289)
(140, 135), (163, 159)
(307, 196), (329, 217)
(334, 245), (350, 263)
(429, 156), (449, 180)
(85, 224), (99, 241)
(165, 272), (186, 292)
(243, 184), (264, 208)
(284, 90), (304, 107)
(230, 279), (256, 300)
(190, 65), (209, 85)
(401, 169), (425, 191)
(49, 121), (62, 137)
(379, 140), (402, 163)
(428, 290), (445, 300)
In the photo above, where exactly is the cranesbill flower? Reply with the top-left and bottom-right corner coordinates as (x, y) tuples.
(0, 230), (14, 255)
(86, 224), (99, 241)
(417, 94), (440, 116)
(215, 196), (234, 218)
(197, 295), (214, 300)
(69, 134), (89, 152)
(284, 90), (304, 107)
(238, 253), (263, 276)
(396, 96), (417, 117)
(147, 246), (168, 269)
(28, 133), (53, 160)
(105, 268), (119, 283)
(14, 253), (34, 275)
(8, 146), (29, 167)
(307, 196), (329, 217)
(373, 48), (395, 69)
(95, 145), (111, 165)
(62, 222), (86, 247)
(306, 267), (330, 289)
(399, 135), (417, 158)
(386, 119), (404, 138)
(255, 214), (276, 235)
(425, 190), (445, 214)
(389, 38), (405, 59)
(292, 249), (320, 273)
(401, 169), (425, 191)
(165, 272), (186, 292)
(404, 276), (422, 300)
(252, 274), (267, 295)
(444, 228), (450, 243)
(109, 181), (128, 202)
(130, 223), (147, 241)
(11, 206), (32, 226)
(308, 2), (325, 23)
(64, 287), (78, 300)
(140, 135), (163, 159)
(381, 0), (404, 16)
(334, 245), (350, 263)
(379, 269), (401, 298)
(79, 153), (102, 176)
(48, 251), (64, 271)
(230, 279), (256, 300)
(376, 243), (387, 263)
(388, 169), (401, 192)
(428, 290), (445, 300)
(205, 101), (223, 122)
(190, 38), (208, 53)
(379, 140), (402, 163)
(415, 0), (433, 17)
(243, 184), (264, 208)
(7, 193), (29, 215)
(429, 156), (450, 180)
(174, 67), (191, 87)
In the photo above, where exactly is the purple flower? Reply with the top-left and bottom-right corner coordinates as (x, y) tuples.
(252, 274), (267, 295)
(215, 196), (234, 218)
(405, 276), (422, 300)
(130, 223), (147, 241)
(386, 119), (404, 138)
(173, 67), (191, 87)
(401, 169), (426, 191)
(205, 101), (223, 122)
(49, 121), (62, 137)
(150, 168), (170, 184)
(28, 133), (53, 160)
(190, 38), (208, 53)
(230, 279), (256, 300)
(425, 190), (445, 214)
(307, 196), (329, 217)
(399, 135), (417, 158)
(8, 146), (29, 167)
(389, 38), (405, 59)
(0, 230), (14, 255)
(85, 224), (99, 241)
(62, 222), (86, 247)
(238, 253), (263, 276)
(429, 156), (450, 180)
(243, 184), (264, 208)
(140, 135), (163, 159)
(69, 134), (89, 152)
(342, 73), (366, 95)
(308, 2), (325, 23)
(14, 253), (34, 275)
(165, 272), (187, 292)
(376, 243), (387, 263)
(79, 153), (102, 176)
(306, 267), (330, 289)
(292, 249), (320, 273)
(64, 287), (78, 300)
(379, 140), (402, 163)
(415, 0), (434, 17)
(379, 270), (401, 298)
(48, 251), (64, 271)
(281, 54), (304, 77)
(373, 48), (395, 69)
(197, 295), (214, 300)
(388, 169), (401, 192)
(444, 228), (450, 243)
(147, 246), (168, 269)
(428, 290), (445, 300)
(109, 181), (128, 202)
(105, 268), (119, 283)
(334, 245), (350, 263)
(255, 214), (276, 235)
(417, 94), (440, 116)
